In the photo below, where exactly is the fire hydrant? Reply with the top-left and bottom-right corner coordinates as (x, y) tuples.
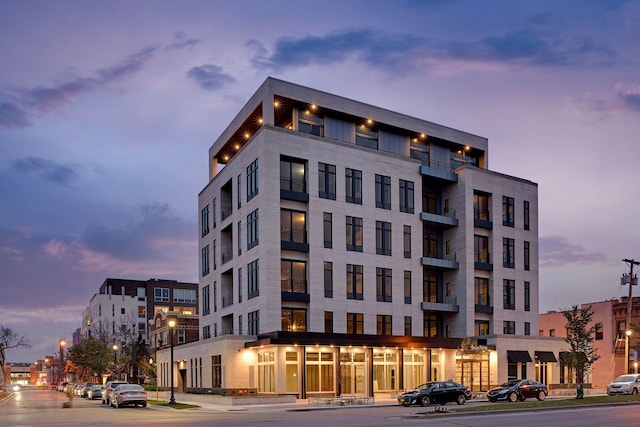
(576, 383), (584, 399)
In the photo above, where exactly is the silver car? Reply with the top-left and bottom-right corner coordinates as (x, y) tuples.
(607, 374), (640, 395)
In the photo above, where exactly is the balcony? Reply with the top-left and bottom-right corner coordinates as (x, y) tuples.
(221, 248), (233, 264)
(421, 252), (459, 270)
(420, 159), (458, 183)
(474, 304), (493, 314)
(421, 296), (459, 313)
(421, 209), (458, 228)
(221, 206), (233, 221)
(222, 294), (233, 308)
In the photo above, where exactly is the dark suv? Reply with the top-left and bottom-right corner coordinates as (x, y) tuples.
(102, 380), (128, 405)
(398, 381), (471, 406)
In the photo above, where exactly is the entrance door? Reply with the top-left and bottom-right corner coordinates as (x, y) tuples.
(339, 352), (366, 395)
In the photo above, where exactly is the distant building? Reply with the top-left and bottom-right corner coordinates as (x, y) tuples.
(156, 77), (561, 398)
(81, 278), (199, 344)
(540, 297), (640, 389)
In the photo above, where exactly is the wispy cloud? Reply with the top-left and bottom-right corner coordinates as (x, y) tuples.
(166, 30), (201, 51)
(0, 47), (156, 128)
(11, 157), (80, 187)
(540, 235), (607, 266)
(250, 27), (615, 73)
(186, 64), (235, 91)
(615, 83), (640, 111)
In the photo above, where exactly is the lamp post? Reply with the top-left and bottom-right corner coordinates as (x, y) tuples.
(625, 330), (632, 374)
(112, 344), (118, 379)
(621, 259), (639, 375)
(59, 339), (66, 384)
(167, 314), (177, 405)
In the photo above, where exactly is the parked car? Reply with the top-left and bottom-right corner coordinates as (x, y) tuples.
(398, 381), (471, 406)
(56, 382), (69, 392)
(102, 380), (128, 405)
(487, 379), (548, 402)
(607, 374), (640, 395)
(74, 384), (85, 396)
(111, 384), (147, 408)
(87, 384), (103, 400)
(81, 382), (94, 398)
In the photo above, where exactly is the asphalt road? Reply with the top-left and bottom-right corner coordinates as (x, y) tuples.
(2, 388), (639, 427)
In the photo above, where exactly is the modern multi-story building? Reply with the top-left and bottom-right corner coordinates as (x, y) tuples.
(81, 278), (198, 344)
(157, 77), (562, 398)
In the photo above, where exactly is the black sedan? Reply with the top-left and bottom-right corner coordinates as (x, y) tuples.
(487, 379), (548, 402)
(398, 381), (471, 406)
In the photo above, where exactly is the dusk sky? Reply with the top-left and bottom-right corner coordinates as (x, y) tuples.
(2, 0), (639, 363)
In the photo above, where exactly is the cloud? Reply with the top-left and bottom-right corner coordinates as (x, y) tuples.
(166, 31), (201, 51)
(186, 64), (235, 91)
(615, 84), (640, 111)
(80, 202), (195, 262)
(10, 157), (80, 187)
(41, 239), (70, 259)
(0, 47), (156, 128)
(250, 27), (615, 73)
(539, 235), (607, 266)
(0, 102), (30, 128)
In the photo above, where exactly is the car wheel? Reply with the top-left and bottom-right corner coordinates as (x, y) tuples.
(456, 394), (466, 405)
(115, 400), (119, 409)
(537, 391), (546, 401)
(508, 392), (518, 402)
(420, 395), (431, 407)
(489, 398), (497, 403)
(633, 388), (638, 395)
(142, 402), (147, 408)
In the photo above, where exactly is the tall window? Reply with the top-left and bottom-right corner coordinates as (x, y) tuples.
(237, 174), (241, 209)
(404, 271), (412, 304)
(323, 212), (332, 248)
(404, 316), (412, 336)
(376, 221), (392, 256)
(502, 196), (514, 227)
(346, 264), (363, 300)
(503, 238), (515, 268)
(346, 312), (364, 334)
(201, 245), (210, 276)
(318, 162), (336, 200)
(324, 311), (333, 333)
(503, 279), (515, 310)
(346, 216), (363, 252)
(324, 262), (333, 298)
(403, 225), (411, 258)
(524, 281), (531, 312)
(201, 205), (210, 237)
(280, 157), (306, 193)
(213, 281), (217, 312)
(377, 315), (392, 335)
(213, 239), (217, 270)
(298, 110), (323, 136)
(503, 321), (515, 335)
(524, 322), (531, 336)
(376, 267), (392, 302)
(202, 285), (210, 315)
(203, 325), (211, 340)
(238, 267), (242, 303)
(423, 273), (438, 303)
(475, 320), (490, 336)
(473, 192), (490, 220)
(524, 241), (530, 271)
(248, 259), (259, 299)
(248, 310), (259, 335)
(281, 260), (306, 294)
(247, 158), (258, 201)
(356, 125), (378, 149)
(211, 355), (222, 388)
(375, 174), (391, 209)
(281, 209), (306, 243)
(474, 277), (490, 306)
(524, 200), (530, 230)
(423, 313), (439, 337)
(423, 231), (438, 258)
(212, 198), (217, 228)
(399, 179), (414, 213)
(282, 308), (307, 332)
(237, 221), (242, 256)
(345, 168), (362, 204)
(247, 209), (259, 250)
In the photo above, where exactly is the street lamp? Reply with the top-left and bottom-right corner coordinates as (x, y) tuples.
(112, 344), (118, 378)
(59, 339), (66, 384)
(167, 314), (177, 405)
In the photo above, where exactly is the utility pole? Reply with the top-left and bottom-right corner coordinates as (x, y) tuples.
(622, 259), (640, 374)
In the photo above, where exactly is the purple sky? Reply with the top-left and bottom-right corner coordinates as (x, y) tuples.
(2, 0), (639, 363)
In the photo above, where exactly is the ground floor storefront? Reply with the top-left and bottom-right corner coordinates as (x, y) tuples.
(155, 332), (569, 398)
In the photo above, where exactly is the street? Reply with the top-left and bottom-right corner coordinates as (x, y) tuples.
(2, 388), (640, 427)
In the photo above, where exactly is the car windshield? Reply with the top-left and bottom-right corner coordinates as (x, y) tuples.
(116, 385), (143, 391)
(415, 382), (434, 391)
(614, 375), (638, 382)
(500, 379), (520, 387)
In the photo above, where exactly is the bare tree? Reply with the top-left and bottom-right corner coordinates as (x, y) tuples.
(0, 326), (31, 387)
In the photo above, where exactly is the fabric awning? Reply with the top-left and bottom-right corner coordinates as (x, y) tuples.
(535, 351), (557, 362)
(507, 350), (532, 363)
